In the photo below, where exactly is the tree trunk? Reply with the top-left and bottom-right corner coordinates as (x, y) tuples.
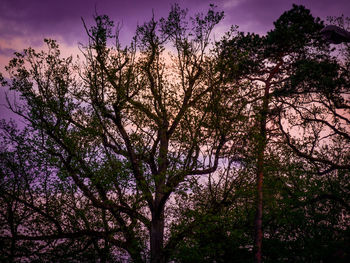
(150, 209), (165, 263)
(254, 82), (270, 263)
(254, 160), (264, 263)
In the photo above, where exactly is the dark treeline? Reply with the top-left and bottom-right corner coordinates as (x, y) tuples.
(0, 4), (349, 263)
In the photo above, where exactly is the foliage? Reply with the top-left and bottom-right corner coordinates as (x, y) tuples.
(170, 4), (350, 263)
(0, 4), (349, 263)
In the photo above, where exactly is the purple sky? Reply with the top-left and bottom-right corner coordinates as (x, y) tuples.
(1, 0), (349, 120)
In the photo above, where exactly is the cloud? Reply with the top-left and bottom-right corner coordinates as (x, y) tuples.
(0, 47), (15, 56)
(223, 0), (244, 9)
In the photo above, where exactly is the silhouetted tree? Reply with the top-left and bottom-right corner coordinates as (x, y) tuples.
(215, 5), (349, 262)
(0, 4), (246, 263)
(1, 4), (349, 263)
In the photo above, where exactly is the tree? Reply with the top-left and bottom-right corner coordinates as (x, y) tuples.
(0, 4), (249, 262)
(1, 4), (349, 262)
(215, 5), (349, 262)
(169, 142), (350, 262)
(171, 7), (350, 262)
(0, 122), (116, 262)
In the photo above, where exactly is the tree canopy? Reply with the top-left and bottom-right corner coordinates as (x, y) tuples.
(0, 4), (349, 263)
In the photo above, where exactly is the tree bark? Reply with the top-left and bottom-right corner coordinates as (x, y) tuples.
(150, 209), (165, 263)
(254, 82), (270, 263)
(254, 161), (264, 263)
